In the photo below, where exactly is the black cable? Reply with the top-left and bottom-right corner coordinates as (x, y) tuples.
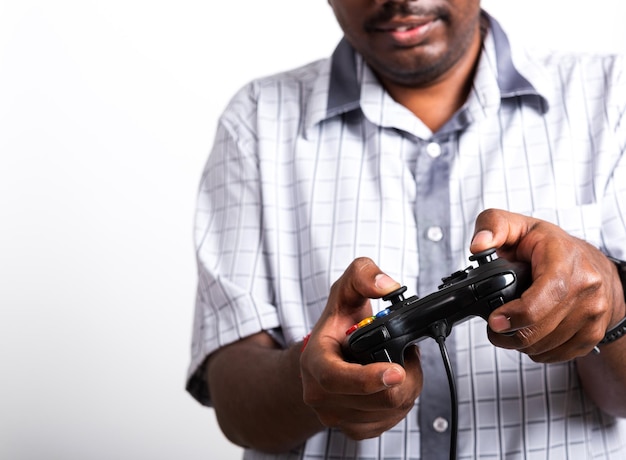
(430, 320), (458, 460)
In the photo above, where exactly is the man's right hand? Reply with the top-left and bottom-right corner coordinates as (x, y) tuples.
(300, 257), (423, 440)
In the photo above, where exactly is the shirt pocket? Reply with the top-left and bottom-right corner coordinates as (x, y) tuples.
(531, 204), (602, 248)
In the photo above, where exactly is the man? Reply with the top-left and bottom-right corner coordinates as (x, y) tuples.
(187, 1), (626, 458)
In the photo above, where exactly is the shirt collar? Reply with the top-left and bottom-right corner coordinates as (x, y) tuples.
(478, 12), (549, 113)
(305, 11), (548, 137)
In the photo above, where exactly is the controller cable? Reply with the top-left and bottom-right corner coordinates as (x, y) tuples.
(429, 320), (458, 460)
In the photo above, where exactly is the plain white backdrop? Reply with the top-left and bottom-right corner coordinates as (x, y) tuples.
(1, 1), (625, 459)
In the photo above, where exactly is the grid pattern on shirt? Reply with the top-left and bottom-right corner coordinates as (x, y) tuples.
(189, 21), (626, 460)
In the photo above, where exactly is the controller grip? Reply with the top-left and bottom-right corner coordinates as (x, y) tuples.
(344, 257), (533, 366)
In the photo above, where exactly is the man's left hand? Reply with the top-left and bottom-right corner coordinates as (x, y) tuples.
(469, 208), (626, 363)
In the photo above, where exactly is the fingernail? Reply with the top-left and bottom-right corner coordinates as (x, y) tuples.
(382, 367), (403, 387)
(490, 314), (512, 333)
(375, 273), (397, 290)
(471, 230), (494, 247)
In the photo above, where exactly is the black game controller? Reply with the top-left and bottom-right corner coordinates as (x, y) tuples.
(343, 249), (532, 365)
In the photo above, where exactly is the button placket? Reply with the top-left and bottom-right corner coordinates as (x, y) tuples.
(414, 135), (456, 460)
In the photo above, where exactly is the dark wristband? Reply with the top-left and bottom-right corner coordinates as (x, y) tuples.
(598, 256), (626, 346)
(598, 317), (626, 345)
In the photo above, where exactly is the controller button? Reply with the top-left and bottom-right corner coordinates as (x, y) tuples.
(375, 308), (391, 318)
(357, 316), (375, 328)
(383, 286), (408, 305)
(469, 248), (497, 265)
(373, 349), (392, 363)
(350, 326), (391, 353)
(345, 324), (359, 336)
(439, 269), (468, 288)
(387, 294), (420, 311)
(489, 297), (505, 309)
(474, 273), (515, 298)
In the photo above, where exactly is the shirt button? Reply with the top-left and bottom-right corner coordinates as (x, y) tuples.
(433, 416), (449, 433)
(426, 142), (442, 158)
(426, 226), (444, 242)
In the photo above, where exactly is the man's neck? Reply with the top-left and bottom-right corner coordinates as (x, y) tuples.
(380, 27), (483, 133)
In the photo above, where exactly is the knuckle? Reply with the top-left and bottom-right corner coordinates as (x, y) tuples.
(316, 367), (369, 395)
(586, 301), (606, 325)
(381, 388), (417, 413)
(347, 257), (375, 277)
(316, 368), (337, 392)
(342, 426), (370, 441)
(478, 208), (499, 220)
(547, 275), (569, 303)
(353, 256), (375, 267)
(317, 412), (341, 429)
(343, 421), (397, 441)
(301, 386), (323, 408)
(398, 397), (416, 413)
(380, 389), (401, 408)
(581, 269), (604, 298)
(585, 321), (606, 345)
(513, 326), (538, 348)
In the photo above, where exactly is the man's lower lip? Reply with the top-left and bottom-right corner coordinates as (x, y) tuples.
(383, 21), (435, 46)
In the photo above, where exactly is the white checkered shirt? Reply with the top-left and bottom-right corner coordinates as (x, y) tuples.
(188, 12), (626, 460)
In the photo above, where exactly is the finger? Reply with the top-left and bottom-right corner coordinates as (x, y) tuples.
(486, 281), (569, 348)
(319, 382), (417, 413)
(487, 319), (570, 353)
(490, 326), (599, 363)
(470, 208), (521, 251)
(487, 298), (601, 358)
(307, 355), (408, 396)
(336, 409), (412, 440)
(487, 286), (562, 335)
(486, 239), (600, 335)
(309, 346), (422, 409)
(331, 257), (401, 316)
(470, 208), (538, 260)
(316, 258), (402, 341)
(531, 328), (603, 362)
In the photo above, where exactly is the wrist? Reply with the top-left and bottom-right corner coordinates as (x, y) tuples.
(597, 256), (626, 349)
(609, 255), (626, 318)
(598, 317), (626, 347)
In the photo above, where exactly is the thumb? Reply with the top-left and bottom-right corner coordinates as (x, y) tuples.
(470, 209), (538, 262)
(470, 209), (527, 253)
(374, 272), (401, 293)
(335, 257), (401, 311)
(311, 258), (402, 360)
(323, 257), (401, 327)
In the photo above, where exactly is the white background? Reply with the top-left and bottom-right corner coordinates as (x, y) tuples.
(1, 1), (625, 459)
